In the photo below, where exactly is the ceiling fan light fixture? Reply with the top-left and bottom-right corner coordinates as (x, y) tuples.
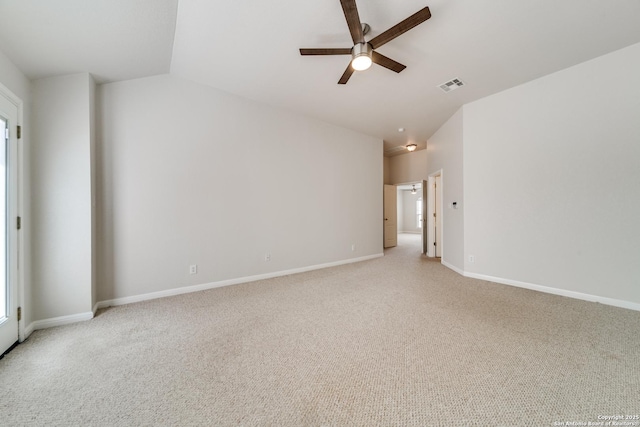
(351, 43), (372, 71)
(299, 4), (431, 84)
(406, 143), (417, 152)
(352, 55), (372, 71)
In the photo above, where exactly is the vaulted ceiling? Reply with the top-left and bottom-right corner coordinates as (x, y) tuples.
(1, 0), (640, 154)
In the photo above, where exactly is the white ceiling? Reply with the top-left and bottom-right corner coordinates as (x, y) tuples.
(1, 0), (640, 154)
(0, 0), (178, 82)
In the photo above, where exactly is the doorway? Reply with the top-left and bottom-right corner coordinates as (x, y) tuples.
(394, 182), (425, 253)
(0, 86), (20, 356)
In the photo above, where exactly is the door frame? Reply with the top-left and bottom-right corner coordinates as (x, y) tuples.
(427, 170), (443, 258)
(0, 81), (25, 345)
(393, 181), (426, 250)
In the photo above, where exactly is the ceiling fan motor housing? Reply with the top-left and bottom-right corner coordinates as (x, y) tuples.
(351, 42), (372, 57)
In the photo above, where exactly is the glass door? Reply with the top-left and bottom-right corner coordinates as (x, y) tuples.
(0, 90), (18, 356)
(0, 117), (6, 322)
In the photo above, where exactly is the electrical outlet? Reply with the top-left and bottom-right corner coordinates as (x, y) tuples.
(468, 255), (475, 263)
(264, 253), (271, 262)
(351, 244), (356, 252)
(189, 264), (197, 274)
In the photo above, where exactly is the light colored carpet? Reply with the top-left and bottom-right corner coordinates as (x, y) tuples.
(1, 234), (639, 426)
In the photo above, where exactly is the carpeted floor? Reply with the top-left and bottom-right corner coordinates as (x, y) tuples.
(1, 234), (639, 426)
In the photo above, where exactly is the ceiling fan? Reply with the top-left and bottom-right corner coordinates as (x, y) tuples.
(299, 0), (432, 84)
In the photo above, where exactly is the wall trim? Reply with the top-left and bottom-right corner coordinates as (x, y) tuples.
(461, 270), (640, 312)
(96, 253), (384, 310)
(28, 311), (95, 333)
(22, 253), (639, 337)
(18, 254), (383, 337)
(441, 259), (464, 276)
(23, 322), (35, 339)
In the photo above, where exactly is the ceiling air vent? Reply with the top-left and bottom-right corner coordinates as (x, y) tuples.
(438, 78), (465, 93)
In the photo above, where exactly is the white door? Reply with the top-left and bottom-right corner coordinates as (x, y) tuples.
(0, 91), (19, 356)
(422, 179), (428, 254)
(435, 176), (442, 257)
(427, 173), (443, 258)
(383, 184), (397, 248)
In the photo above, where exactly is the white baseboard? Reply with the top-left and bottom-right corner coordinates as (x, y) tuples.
(462, 270), (640, 312)
(27, 311), (95, 333)
(21, 304), (102, 340)
(441, 260), (464, 276)
(96, 253), (384, 310)
(22, 322), (35, 341)
(22, 255), (382, 333)
(30, 254), (636, 336)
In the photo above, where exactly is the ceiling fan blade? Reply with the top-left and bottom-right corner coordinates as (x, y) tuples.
(369, 6), (431, 49)
(340, 0), (364, 44)
(338, 64), (355, 84)
(299, 48), (352, 55)
(371, 51), (406, 73)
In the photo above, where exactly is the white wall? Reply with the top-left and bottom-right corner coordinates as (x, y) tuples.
(463, 42), (640, 305)
(387, 149), (427, 185)
(97, 74), (383, 301)
(426, 109), (464, 270)
(31, 73), (95, 320)
(0, 50), (32, 328)
(383, 156), (390, 185)
(0, 51), (29, 102)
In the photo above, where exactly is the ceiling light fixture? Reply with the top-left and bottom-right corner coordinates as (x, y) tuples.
(351, 43), (372, 71)
(411, 185), (417, 195)
(406, 143), (417, 152)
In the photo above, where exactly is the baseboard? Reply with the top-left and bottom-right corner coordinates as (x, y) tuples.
(97, 253), (384, 310)
(21, 304), (101, 339)
(29, 311), (95, 332)
(23, 322), (35, 340)
(441, 260), (464, 276)
(464, 271), (640, 312)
